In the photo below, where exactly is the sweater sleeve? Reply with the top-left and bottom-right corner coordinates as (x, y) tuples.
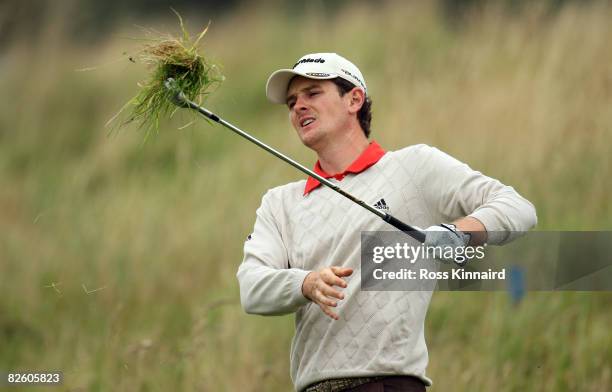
(410, 145), (538, 245)
(236, 190), (311, 315)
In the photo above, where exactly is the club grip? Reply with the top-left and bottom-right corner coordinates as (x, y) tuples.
(383, 214), (426, 243)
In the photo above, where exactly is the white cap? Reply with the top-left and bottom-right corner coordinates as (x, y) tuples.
(265, 53), (367, 104)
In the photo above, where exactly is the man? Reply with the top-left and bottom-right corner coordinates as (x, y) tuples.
(237, 53), (537, 391)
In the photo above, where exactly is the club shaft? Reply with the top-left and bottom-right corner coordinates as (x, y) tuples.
(183, 99), (426, 243)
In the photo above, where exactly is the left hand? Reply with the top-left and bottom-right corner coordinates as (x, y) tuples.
(424, 223), (472, 265)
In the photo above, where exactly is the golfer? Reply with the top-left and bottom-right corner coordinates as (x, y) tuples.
(237, 53), (537, 391)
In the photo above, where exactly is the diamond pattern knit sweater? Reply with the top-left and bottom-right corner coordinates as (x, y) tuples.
(237, 144), (537, 391)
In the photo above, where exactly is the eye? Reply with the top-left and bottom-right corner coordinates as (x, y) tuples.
(309, 91), (320, 97)
(287, 100), (295, 109)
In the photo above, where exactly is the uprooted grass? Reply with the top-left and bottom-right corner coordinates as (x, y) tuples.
(114, 10), (224, 138)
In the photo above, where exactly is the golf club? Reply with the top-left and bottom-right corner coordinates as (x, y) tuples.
(164, 78), (426, 243)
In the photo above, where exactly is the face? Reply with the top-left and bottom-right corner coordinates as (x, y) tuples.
(285, 77), (357, 150)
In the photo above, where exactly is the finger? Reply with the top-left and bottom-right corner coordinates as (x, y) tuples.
(321, 269), (350, 288)
(318, 303), (339, 320)
(331, 266), (354, 277)
(322, 274), (349, 289)
(315, 289), (339, 306)
(318, 284), (345, 300)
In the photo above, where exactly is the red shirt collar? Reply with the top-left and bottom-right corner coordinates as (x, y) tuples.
(304, 141), (386, 195)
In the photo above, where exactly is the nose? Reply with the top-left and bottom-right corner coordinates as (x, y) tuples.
(293, 95), (308, 112)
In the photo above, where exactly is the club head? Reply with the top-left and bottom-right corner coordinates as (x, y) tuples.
(164, 78), (189, 108)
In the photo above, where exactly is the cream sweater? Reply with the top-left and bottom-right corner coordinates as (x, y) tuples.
(236, 144), (537, 391)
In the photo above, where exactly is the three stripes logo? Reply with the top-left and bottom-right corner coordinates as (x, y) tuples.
(373, 198), (389, 212)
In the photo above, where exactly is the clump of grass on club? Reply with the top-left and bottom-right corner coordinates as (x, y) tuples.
(117, 10), (224, 138)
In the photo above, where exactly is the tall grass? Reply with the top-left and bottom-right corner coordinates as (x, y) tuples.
(1, 1), (611, 391)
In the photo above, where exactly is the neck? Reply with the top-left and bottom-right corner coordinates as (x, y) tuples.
(315, 129), (370, 174)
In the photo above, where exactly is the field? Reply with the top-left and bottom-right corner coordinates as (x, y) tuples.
(1, 1), (611, 391)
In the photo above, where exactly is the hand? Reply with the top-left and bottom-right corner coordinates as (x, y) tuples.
(424, 223), (472, 265)
(301, 266), (353, 320)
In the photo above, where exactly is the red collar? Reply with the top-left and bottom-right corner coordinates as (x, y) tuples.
(304, 141), (386, 195)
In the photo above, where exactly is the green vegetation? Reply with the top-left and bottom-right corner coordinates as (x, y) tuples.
(0, 2), (610, 391)
(113, 10), (224, 137)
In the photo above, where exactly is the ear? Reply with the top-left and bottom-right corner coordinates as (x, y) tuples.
(347, 87), (365, 115)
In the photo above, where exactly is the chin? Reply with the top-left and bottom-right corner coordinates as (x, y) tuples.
(299, 136), (316, 148)
(298, 129), (319, 147)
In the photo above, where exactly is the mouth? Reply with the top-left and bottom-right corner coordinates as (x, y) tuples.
(299, 117), (316, 128)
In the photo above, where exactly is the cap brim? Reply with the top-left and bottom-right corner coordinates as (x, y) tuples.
(265, 69), (337, 104)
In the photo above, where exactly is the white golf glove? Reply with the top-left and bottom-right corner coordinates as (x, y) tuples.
(424, 223), (472, 266)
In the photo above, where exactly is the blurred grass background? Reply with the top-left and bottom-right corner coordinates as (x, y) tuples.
(1, 0), (611, 391)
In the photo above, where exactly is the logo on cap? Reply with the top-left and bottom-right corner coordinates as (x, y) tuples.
(293, 57), (326, 68)
(306, 72), (331, 77)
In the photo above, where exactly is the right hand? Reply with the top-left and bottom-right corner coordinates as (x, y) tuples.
(301, 266), (353, 320)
